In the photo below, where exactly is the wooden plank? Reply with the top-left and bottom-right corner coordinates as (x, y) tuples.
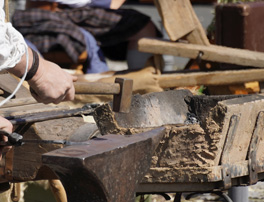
(138, 161), (251, 193)
(185, 0), (210, 45)
(0, 74), (31, 100)
(138, 38), (264, 68)
(219, 96), (264, 165)
(158, 69), (264, 88)
(154, 0), (210, 45)
(0, 103), (69, 117)
(0, 97), (37, 108)
(154, 0), (196, 41)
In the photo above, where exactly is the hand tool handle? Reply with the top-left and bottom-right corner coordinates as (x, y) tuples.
(74, 82), (120, 95)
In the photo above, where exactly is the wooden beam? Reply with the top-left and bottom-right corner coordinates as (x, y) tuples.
(185, 0), (210, 45)
(154, 0), (196, 41)
(158, 69), (264, 88)
(0, 97), (37, 108)
(139, 38), (264, 68)
(153, 0), (210, 45)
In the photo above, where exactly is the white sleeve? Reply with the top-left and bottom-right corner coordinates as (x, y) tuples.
(30, 0), (92, 8)
(0, 6), (27, 71)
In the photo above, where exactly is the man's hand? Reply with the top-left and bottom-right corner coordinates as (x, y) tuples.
(0, 117), (13, 160)
(28, 56), (77, 104)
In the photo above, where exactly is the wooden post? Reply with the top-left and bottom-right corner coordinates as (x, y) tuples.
(4, 0), (9, 22)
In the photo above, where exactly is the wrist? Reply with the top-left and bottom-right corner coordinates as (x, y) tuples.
(23, 49), (40, 81)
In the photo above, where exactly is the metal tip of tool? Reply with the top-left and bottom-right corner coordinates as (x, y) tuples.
(82, 103), (100, 110)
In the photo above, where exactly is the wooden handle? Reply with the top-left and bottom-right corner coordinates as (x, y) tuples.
(0, 82), (121, 108)
(74, 82), (120, 95)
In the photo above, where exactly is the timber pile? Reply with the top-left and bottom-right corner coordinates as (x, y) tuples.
(138, 0), (264, 95)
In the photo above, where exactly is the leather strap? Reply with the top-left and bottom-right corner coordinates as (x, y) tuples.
(25, 49), (39, 81)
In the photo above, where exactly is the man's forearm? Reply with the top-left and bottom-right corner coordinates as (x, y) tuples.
(7, 47), (34, 78)
(110, 0), (126, 9)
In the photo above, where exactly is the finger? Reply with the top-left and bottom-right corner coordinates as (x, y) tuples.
(30, 87), (41, 101)
(2, 146), (11, 153)
(72, 75), (78, 82)
(52, 94), (66, 104)
(0, 118), (13, 133)
(0, 146), (12, 161)
(0, 137), (11, 161)
(31, 91), (52, 104)
(30, 87), (55, 104)
(62, 85), (75, 102)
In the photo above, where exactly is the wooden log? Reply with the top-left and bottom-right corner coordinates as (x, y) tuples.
(158, 69), (264, 88)
(138, 38), (264, 68)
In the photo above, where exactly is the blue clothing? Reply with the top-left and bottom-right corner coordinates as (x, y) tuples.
(80, 28), (108, 73)
(82, 0), (111, 73)
(89, 0), (111, 8)
(26, 30), (109, 74)
(25, 39), (40, 54)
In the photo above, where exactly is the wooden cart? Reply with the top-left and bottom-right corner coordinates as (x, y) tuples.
(92, 90), (264, 201)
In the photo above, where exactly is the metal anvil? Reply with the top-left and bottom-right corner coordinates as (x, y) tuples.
(42, 127), (165, 202)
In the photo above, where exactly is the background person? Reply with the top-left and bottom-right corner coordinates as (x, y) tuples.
(12, 0), (162, 73)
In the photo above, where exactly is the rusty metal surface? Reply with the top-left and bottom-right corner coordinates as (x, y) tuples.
(107, 89), (192, 129)
(5, 104), (97, 125)
(42, 127), (165, 202)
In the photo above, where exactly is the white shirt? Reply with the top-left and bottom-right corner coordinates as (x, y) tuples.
(31, 0), (92, 8)
(0, 1), (26, 70)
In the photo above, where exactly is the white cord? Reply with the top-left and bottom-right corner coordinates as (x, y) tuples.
(0, 44), (29, 107)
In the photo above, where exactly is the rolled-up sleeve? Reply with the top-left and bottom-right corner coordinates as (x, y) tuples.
(0, 6), (26, 71)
